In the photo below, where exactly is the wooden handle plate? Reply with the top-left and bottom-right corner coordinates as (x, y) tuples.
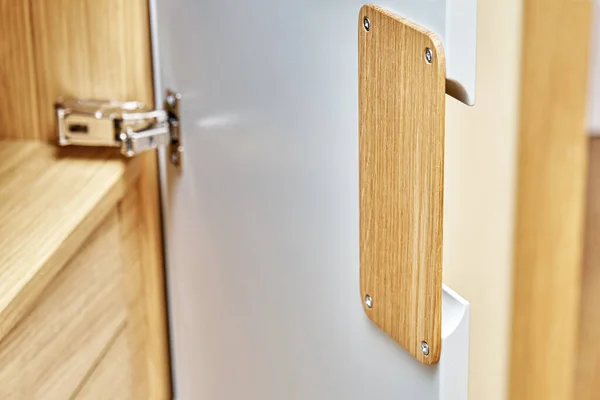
(359, 4), (446, 365)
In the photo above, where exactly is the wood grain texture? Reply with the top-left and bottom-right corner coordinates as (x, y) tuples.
(77, 182), (170, 399)
(116, 185), (150, 399)
(509, 1), (593, 399)
(358, 4), (446, 365)
(575, 138), (600, 399)
(0, 140), (168, 397)
(0, 210), (127, 399)
(0, 141), (138, 345)
(76, 185), (164, 399)
(0, 0), (40, 139)
(75, 326), (141, 400)
(30, 0), (154, 142)
(134, 153), (172, 398)
(28, 0), (172, 394)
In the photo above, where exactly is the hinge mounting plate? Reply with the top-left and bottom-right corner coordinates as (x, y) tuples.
(56, 89), (183, 170)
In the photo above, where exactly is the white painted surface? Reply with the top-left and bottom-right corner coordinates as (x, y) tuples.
(440, 286), (470, 398)
(589, 0), (600, 135)
(445, 0), (478, 104)
(151, 0), (471, 399)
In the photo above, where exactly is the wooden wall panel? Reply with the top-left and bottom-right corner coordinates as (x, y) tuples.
(0, 0), (40, 139)
(1, 0), (154, 141)
(509, 1), (593, 399)
(30, 0), (154, 141)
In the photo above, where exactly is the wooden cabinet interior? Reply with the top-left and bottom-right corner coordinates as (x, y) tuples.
(0, 0), (170, 398)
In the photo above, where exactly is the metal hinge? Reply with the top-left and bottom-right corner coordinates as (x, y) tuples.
(56, 89), (183, 169)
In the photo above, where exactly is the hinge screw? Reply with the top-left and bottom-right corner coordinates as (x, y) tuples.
(425, 48), (433, 64)
(365, 295), (373, 308)
(421, 341), (430, 356)
(363, 17), (370, 31)
(166, 94), (177, 107)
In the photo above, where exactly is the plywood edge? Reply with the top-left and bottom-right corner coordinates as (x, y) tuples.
(114, 153), (172, 398)
(0, 142), (141, 343)
(358, 5), (446, 365)
(136, 152), (172, 397)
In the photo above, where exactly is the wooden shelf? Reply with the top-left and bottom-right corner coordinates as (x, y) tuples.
(0, 140), (138, 342)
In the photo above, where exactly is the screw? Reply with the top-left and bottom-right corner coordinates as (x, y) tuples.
(365, 295), (373, 308)
(421, 341), (429, 356)
(425, 48), (433, 64)
(166, 94), (176, 107)
(171, 151), (180, 165)
(363, 17), (370, 31)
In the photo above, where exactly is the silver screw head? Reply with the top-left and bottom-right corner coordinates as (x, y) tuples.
(425, 48), (433, 64)
(365, 295), (373, 308)
(166, 94), (176, 107)
(363, 17), (370, 31)
(421, 341), (430, 356)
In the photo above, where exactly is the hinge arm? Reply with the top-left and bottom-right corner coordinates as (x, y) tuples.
(56, 89), (183, 169)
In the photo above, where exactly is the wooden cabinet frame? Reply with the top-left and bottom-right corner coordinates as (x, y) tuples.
(510, 1), (595, 399)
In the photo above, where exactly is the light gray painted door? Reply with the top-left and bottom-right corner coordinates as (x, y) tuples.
(151, 1), (470, 398)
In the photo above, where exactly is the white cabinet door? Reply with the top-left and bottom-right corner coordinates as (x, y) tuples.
(151, 1), (473, 399)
